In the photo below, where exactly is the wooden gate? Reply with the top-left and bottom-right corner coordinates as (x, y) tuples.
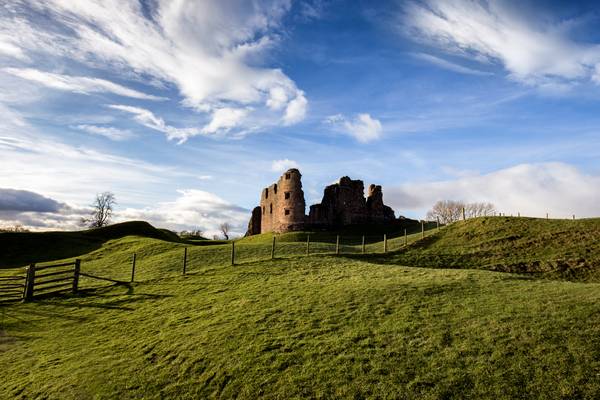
(23, 259), (81, 301)
(0, 267), (26, 303)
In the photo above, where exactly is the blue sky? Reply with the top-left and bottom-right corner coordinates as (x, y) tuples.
(1, 0), (600, 236)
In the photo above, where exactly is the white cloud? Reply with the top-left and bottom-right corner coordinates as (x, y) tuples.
(117, 189), (249, 238)
(283, 91), (308, 125)
(271, 159), (300, 172)
(3, 68), (164, 100)
(0, 39), (27, 60)
(2, 0), (307, 136)
(403, 0), (600, 88)
(386, 162), (600, 219)
(108, 105), (200, 143)
(74, 124), (135, 141)
(202, 107), (250, 134)
(325, 113), (383, 143)
(411, 52), (493, 76)
(0, 187), (250, 236)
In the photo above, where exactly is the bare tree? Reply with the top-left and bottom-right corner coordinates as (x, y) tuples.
(84, 192), (116, 228)
(426, 200), (496, 224)
(426, 200), (464, 224)
(0, 224), (30, 233)
(465, 202), (496, 218)
(219, 222), (231, 240)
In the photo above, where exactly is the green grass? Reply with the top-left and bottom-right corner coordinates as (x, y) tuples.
(370, 216), (600, 282)
(1, 217), (600, 398)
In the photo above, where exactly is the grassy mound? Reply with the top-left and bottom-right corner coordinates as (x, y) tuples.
(365, 217), (600, 281)
(0, 221), (184, 268)
(1, 247), (599, 398)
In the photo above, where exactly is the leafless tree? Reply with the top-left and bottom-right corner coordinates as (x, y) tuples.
(426, 200), (496, 224)
(465, 202), (496, 218)
(426, 200), (464, 224)
(0, 224), (30, 233)
(84, 192), (116, 228)
(219, 222), (231, 240)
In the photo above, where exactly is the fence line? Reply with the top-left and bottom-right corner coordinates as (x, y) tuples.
(1, 223), (442, 303)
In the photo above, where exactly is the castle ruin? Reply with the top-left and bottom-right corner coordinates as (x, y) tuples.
(246, 169), (398, 235)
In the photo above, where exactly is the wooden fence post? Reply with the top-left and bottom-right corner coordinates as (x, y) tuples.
(183, 247), (188, 274)
(518, 212), (520, 217)
(24, 263), (35, 301)
(462, 207), (466, 221)
(421, 221), (424, 239)
(573, 214), (575, 220)
(383, 234), (387, 253)
(362, 235), (365, 254)
(131, 253), (136, 282)
(73, 259), (81, 294)
(336, 235), (340, 255)
(436, 217), (439, 231)
(546, 213), (549, 219)
(231, 242), (235, 266)
(306, 235), (310, 256)
(271, 236), (276, 260)
(404, 229), (407, 246)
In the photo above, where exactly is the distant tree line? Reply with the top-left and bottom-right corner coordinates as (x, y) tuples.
(0, 224), (30, 233)
(426, 200), (496, 224)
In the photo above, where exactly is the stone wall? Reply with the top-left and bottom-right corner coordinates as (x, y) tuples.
(308, 178), (395, 228)
(246, 169), (397, 235)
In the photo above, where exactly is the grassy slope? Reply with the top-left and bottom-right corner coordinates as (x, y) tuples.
(368, 217), (600, 282)
(1, 217), (600, 398)
(1, 256), (600, 399)
(0, 221), (184, 268)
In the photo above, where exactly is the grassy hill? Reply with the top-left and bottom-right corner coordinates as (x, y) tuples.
(0, 221), (185, 268)
(364, 216), (600, 282)
(1, 217), (600, 398)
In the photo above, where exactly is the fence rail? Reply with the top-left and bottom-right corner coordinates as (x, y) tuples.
(22, 259), (80, 301)
(0, 267), (26, 303)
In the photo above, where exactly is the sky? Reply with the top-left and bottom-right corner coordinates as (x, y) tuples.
(2, 0), (600, 237)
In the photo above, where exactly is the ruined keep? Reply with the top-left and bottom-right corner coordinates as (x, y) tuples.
(246, 169), (398, 236)
(246, 169), (306, 235)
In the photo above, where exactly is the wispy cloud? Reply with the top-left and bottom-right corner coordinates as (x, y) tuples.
(411, 52), (493, 76)
(73, 124), (136, 141)
(108, 105), (200, 143)
(3, 68), (165, 100)
(402, 0), (600, 88)
(325, 113), (383, 143)
(1, 1), (307, 137)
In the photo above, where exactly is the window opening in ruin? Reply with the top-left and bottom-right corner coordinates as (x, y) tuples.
(270, 204), (273, 214)
(262, 207), (265, 215)
(285, 173), (290, 179)
(274, 184), (277, 194)
(285, 192), (290, 199)
(265, 188), (268, 198)
(285, 209), (290, 215)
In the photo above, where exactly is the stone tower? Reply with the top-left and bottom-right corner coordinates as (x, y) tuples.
(245, 169), (398, 236)
(257, 168), (306, 234)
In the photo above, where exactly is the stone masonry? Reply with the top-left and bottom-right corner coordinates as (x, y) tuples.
(246, 169), (397, 235)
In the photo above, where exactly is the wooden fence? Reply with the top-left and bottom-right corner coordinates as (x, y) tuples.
(22, 259), (80, 301)
(0, 267), (26, 303)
